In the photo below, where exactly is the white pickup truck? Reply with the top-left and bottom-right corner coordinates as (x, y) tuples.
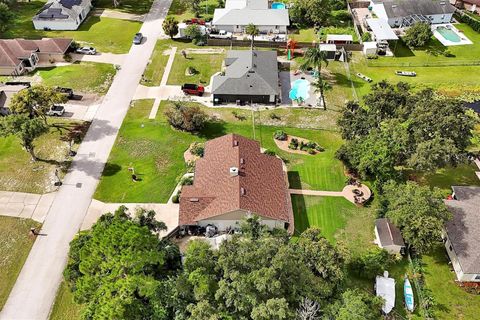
(208, 30), (233, 39)
(46, 105), (65, 116)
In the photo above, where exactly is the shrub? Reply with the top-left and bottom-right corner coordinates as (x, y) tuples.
(186, 66), (198, 75)
(456, 12), (480, 32)
(63, 53), (72, 62)
(274, 130), (287, 141)
(164, 101), (208, 132)
(315, 144), (325, 152)
(264, 149), (276, 156)
(190, 142), (205, 157)
(172, 194), (180, 203)
(289, 138), (299, 150)
(308, 148), (316, 155)
(180, 176), (194, 186)
(163, 16), (179, 39)
(361, 32), (372, 42)
(232, 110), (246, 121)
(270, 112), (281, 120)
(350, 248), (392, 279)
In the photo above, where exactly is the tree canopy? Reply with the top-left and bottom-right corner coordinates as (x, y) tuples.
(164, 101), (208, 132)
(289, 0), (345, 27)
(163, 16), (179, 39)
(336, 81), (477, 182)
(0, 2), (15, 33)
(403, 22), (433, 47)
(381, 181), (452, 253)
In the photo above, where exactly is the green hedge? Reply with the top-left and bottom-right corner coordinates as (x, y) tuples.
(456, 13), (480, 32)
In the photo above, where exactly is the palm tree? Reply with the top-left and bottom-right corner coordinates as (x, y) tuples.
(300, 47), (329, 109)
(245, 23), (259, 49)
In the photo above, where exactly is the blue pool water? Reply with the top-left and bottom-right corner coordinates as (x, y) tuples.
(289, 79), (310, 101)
(271, 2), (286, 9)
(436, 26), (461, 43)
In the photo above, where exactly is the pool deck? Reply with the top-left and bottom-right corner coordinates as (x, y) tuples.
(279, 71), (319, 107)
(432, 23), (473, 46)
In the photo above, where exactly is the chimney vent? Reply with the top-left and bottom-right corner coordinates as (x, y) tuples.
(230, 167), (239, 177)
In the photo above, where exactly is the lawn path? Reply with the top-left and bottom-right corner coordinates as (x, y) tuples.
(0, 0), (173, 318)
(148, 46), (177, 119)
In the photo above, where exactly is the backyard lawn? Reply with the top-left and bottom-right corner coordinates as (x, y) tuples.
(167, 0), (219, 22)
(0, 217), (41, 310)
(0, 120), (85, 194)
(167, 52), (225, 85)
(3, 1), (141, 54)
(424, 245), (480, 320)
(36, 62), (116, 95)
(49, 281), (83, 320)
(95, 0), (154, 14)
(289, 28), (318, 42)
(142, 41), (171, 86)
(94, 100), (347, 203)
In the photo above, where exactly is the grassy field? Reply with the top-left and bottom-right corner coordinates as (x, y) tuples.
(95, 0), (154, 14)
(167, 52), (225, 85)
(370, 23), (480, 66)
(36, 62), (116, 95)
(0, 217), (41, 309)
(94, 100), (347, 203)
(0, 119), (84, 194)
(167, 0), (219, 22)
(49, 281), (83, 320)
(142, 41), (171, 86)
(424, 245), (480, 320)
(3, 1), (141, 54)
(289, 28), (318, 42)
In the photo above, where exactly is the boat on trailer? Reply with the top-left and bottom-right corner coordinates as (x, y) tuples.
(395, 70), (417, 77)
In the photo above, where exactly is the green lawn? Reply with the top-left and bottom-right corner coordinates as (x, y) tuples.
(318, 26), (359, 43)
(95, 0), (154, 14)
(167, 53), (225, 86)
(49, 281), (83, 320)
(36, 62), (116, 95)
(0, 217), (41, 309)
(3, 1), (141, 54)
(423, 245), (480, 320)
(94, 100), (347, 203)
(289, 28), (318, 42)
(0, 119), (84, 194)
(142, 41), (171, 86)
(167, 0), (219, 22)
(369, 23), (480, 67)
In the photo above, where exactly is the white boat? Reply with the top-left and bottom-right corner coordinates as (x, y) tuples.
(376, 271), (395, 314)
(404, 277), (415, 312)
(395, 70), (417, 77)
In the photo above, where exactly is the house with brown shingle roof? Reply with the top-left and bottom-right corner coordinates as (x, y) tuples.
(179, 134), (293, 232)
(0, 38), (72, 76)
(444, 186), (480, 282)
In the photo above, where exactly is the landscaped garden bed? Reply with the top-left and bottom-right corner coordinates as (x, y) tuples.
(273, 130), (324, 155)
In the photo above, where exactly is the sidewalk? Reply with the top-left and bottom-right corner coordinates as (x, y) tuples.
(0, 191), (56, 223)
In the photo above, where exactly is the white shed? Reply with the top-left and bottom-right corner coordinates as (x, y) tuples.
(363, 41), (378, 56)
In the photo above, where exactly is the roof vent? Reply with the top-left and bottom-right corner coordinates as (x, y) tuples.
(230, 167), (239, 177)
(240, 158), (245, 164)
(233, 140), (239, 146)
(189, 198), (199, 202)
(391, 4), (397, 8)
(241, 187), (246, 196)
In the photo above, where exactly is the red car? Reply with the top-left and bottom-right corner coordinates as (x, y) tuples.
(186, 18), (205, 25)
(181, 84), (205, 96)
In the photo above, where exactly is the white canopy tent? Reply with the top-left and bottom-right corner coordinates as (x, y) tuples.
(366, 18), (399, 41)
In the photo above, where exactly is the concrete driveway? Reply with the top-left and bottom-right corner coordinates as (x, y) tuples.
(0, 0), (173, 318)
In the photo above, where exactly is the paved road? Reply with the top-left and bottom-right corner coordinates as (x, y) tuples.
(0, 0), (172, 319)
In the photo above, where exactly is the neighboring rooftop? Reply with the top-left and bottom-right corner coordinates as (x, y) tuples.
(445, 186), (480, 274)
(213, 0), (289, 26)
(366, 18), (399, 40)
(0, 38), (72, 67)
(375, 218), (405, 247)
(34, 0), (89, 21)
(377, 0), (455, 18)
(212, 50), (279, 96)
(179, 134), (293, 226)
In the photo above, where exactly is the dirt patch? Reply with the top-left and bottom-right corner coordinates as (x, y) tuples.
(274, 135), (320, 155)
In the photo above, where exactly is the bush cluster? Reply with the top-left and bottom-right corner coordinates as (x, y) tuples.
(456, 12), (480, 32)
(274, 130), (287, 141)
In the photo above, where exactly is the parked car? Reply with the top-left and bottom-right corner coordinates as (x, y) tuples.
(55, 87), (74, 99)
(76, 46), (96, 55)
(186, 18), (205, 25)
(46, 105), (65, 116)
(133, 33), (144, 45)
(181, 84), (205, 96)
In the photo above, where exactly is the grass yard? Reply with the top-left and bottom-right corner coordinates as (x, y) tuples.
(167, 52), (225, 85)
(167, 0), (219, 22)
(95, 0), (154, 14)
(49, 281), (83, 320)
(3, 1), (141, 53)
(318, 26), (359, 42)
(94, 100), (346, 203)
(0, 119), (85, 194)
(0, 217), (41, 309)
(36, 62), (116, 95)
(142, 42), (171, 86)
(289, 28), (318, 42)
(370, 23), (480, 66)
(349, 52), (480, 98)
(423, 245), (480, 320)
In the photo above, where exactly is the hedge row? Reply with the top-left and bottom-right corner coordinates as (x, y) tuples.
(456, 12), (480, 32)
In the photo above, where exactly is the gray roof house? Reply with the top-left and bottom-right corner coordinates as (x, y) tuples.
(443, 186), (480, 282)
(374, 218), (406, 254)
(212, 0), (289, 34)
(370, 0), (455, 27)
(212, 50), (279, 105)
(33, 0), (93, 31)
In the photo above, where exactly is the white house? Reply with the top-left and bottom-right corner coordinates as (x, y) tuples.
(179, 134), (294, 233)
(33, 0), (93, 31)
(374, 218), (405, 254)
(212, 0), (289, 34)
(444, 186), (480, 282)
(370, 0), (455, 28)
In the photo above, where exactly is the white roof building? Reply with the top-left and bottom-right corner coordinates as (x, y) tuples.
(366, 18), (399, 41)
(326, 34), (353, 43)
(32, 0), (92, 31)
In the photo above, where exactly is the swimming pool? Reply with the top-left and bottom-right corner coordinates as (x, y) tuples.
(436, 26), (461, 43)
(289, 79), (310, 101)
(271, 2), (286, 9)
